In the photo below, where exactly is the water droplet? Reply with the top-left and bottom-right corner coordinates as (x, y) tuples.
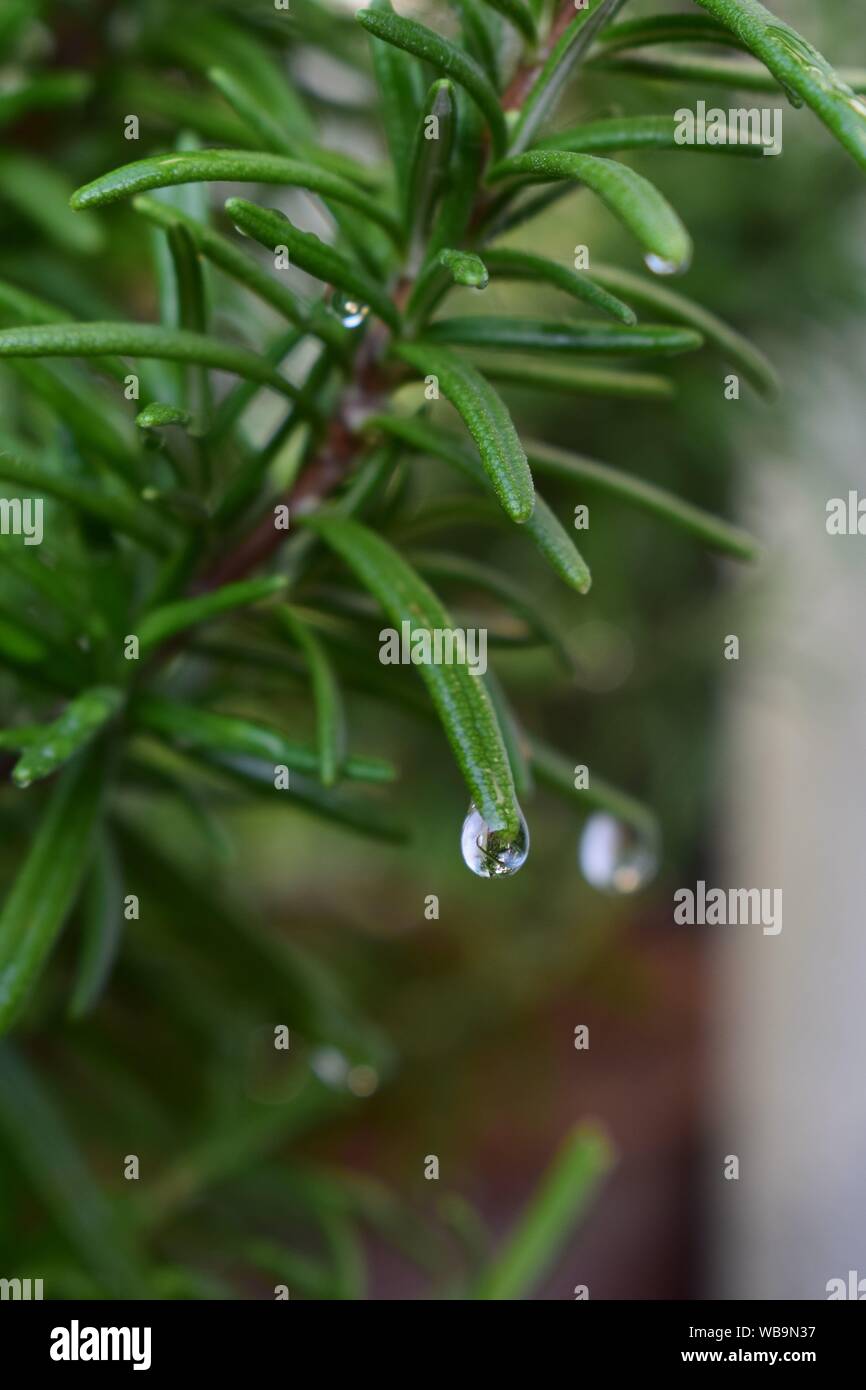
(644, 251), (690, 277)
(461, 802), (530, 878)
(331, 290), (369, 329)
(578, 813), (658, 894)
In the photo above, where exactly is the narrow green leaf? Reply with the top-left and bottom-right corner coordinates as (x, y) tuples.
(587, 51), (866, 96)
(136, 576), (287, 654)
(487, 150), (692, 273)
(366, 412), (591, 592)
(477, 359), (676, 400)
(356, 7), (508, 156)
(0, 1045), (148, 1295)
(482, 247), (635, 324)
(67, 833), (124, 1020)
(132, 695), (390, 785)
(305, 513), (521, 836)
(428, 92), (485, 258)
(147, 10), (315, 140)
(424, 317), (703, 356)
(536, 112), (774, 156)
(480, 0), (536, 45)
(0, 71), (91, 130)
(692, 0), (866, 170)
(70, 150), (401, 242)
(274, 609), (348, 787)
(0, 322), (310, 408)
(0, 748), (105, 1034)
(0, 445), (172, 551)
(405, 81), (457, 267)
(12, 687), (123, 788)
(5, 360), (142, 481)
(367, 0), (425, 189)
(391, 341), (534, 523)
(409, 548), (574, 654)
(530, 736), (659, 834)
(225, 198), (400, 332)
(132, 195), (345, 353)
(589, 263), (779, 398)
(508, 0), (629, 154)
(0, 152), (103, 255)
(525, 438), (758, 559)
(593, 14), (740, 52)
(473, 1123), (615, 1299)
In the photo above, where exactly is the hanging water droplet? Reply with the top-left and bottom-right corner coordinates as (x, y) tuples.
(578, 813), (659, 894)
(644, 251), (690, 277)
(460, 802), (530, 878)
(331, 290), (369, 329)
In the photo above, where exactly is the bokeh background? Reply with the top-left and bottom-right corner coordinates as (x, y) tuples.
(0, 0), (864, 1299)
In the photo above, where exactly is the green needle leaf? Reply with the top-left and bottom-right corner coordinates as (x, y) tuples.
(476, 359), (676, 400)
(438, 248), (490, 289)
(487, 150), (692, 272)
(0, 747), (106, 1034)
(275, 608), (348, 787)
(12, 687), (123, 788)
(0, 322), (309, 407)
(367, 0), (425, 190)
(132, 195), (345, 353)
(482, 247), (636, 324)
(132, 696), (389, 785)
(70, 150), (401, 242)
(366, 412), (591, 593)
(405, 80), (457, 268)
(692, 0), (866, 170)
(356, 7), (508, 157)
(392, 341), (535, 523)
(225, 198), (400, 332)
(536, 112), (774, 157)
(0, 445), (173, 551)
(136, 402), (192, 430)
(530, 736), (660, 835)
(589, 263), (779, 398)
(593, 14), (740, 53)
(67, 833), (124, 1021)
(473, 1123), (616, 1299)
(587, 50), (866, 96)
(508, 0), (629, 154)
(304, 513), (522, 836)
(525, 438), (759, 560)
(0, 152), (103, 255)
(136, 576), (288, 654)
(424, 317), (703, 356)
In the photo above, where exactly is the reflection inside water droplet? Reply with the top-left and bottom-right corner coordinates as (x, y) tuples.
(330, 290), (370, 329)
(460, 802), (530, 878)
(644, 251), (690, 277)
(578, 812), (659, 894)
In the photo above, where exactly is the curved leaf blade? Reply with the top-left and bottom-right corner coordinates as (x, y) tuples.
(356, 7), (508, 156)
(274, 609), (348, 788)
(0, 748), (105, 1034)
(424, 317), (703, 356)
(487, 150), (692, 272)
(482, 247), (636, 324)
(304, 513), (522, 836)
(692, 0), (866, 170)
(225, 198), (400, 332)
(392, 341), (534, 523)
(12, 687), (123, 788)
(536, 112), (774, 156)
(70, 150), (401, 241)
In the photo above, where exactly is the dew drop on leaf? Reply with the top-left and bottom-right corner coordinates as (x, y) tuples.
(578, 812), (658, 894)
(331, 291), (370, 329)
(644, 252), (690, 277)
(460, 802), (530, 878)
